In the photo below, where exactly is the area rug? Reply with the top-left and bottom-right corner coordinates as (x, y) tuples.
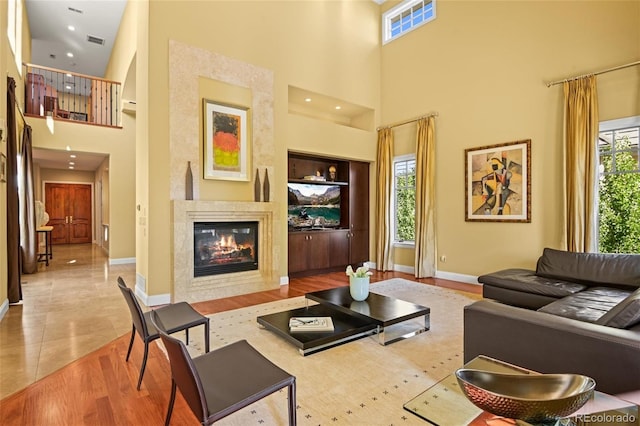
(164, 278), (480, 425)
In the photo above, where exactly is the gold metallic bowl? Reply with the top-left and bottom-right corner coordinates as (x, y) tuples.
(455, 369), (596, 423)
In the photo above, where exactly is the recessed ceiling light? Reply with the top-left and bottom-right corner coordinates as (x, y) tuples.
(335, 106), (342, 110)
(68, 166), (75, 170)
(70, 154), (76, 158)
(304, 98), (312, 102)
(69, 162), (75, 165)
(67, 25), (75, 31)
(66, 52), (74, 58)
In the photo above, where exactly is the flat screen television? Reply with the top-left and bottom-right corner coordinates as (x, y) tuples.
(287, 182), (341, 229)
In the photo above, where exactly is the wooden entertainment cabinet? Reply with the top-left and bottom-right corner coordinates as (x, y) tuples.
(287, 152), (369, 277)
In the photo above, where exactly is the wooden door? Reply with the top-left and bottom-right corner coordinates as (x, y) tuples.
(306, 232), (331, 271)
(45, 183), (92, 245)
(349, 161), (370, 264)
(329, 229), (350, 267)
(288, 233), (308, 274)
(46, 183), (71, 244)
(69, 185), (92, 243)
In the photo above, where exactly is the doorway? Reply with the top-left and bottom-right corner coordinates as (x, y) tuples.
(44, 183), (93, 244)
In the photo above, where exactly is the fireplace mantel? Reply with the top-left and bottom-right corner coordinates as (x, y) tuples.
(173, 200), (280, 302)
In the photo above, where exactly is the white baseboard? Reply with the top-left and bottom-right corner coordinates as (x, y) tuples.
(134, 272), (171, 306)
(392, 264), (414, 274)
(0, 299), (8, 322)
(435, 270), (480, 285)
(365, 262), (480, 285)
(110, 257), (136, 265)
(366, 261), (414, 275)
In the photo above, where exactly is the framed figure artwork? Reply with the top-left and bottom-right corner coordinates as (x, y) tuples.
(465, 139), (531, 222)
(203, 99), (250, 181)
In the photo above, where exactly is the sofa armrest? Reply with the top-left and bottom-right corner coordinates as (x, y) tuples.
(464, 300), (640, 394)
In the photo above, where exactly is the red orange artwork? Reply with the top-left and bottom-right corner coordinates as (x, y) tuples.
(203, 100), (249, 181)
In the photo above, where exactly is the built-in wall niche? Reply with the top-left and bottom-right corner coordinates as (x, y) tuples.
(288, 85), (374, 131)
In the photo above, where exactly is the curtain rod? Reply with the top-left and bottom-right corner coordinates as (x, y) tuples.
(377, 112), (438, 131)
(545, 60), (640, 87)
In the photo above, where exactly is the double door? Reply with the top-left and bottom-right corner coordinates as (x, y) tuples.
(288, 229), (351, 275)
(45, 183), (92, 244)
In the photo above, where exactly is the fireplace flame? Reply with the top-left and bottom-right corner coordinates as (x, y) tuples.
(194, 225), (256, 272)
(219, 234), (237, 248)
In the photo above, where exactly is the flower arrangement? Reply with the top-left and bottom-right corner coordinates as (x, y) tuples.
(346, 265), (373, 278)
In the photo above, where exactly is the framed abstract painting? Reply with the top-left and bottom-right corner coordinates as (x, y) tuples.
(203, 99), (250, 181)
(465, 139), (531, 222)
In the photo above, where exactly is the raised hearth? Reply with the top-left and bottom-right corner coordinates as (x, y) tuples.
(173, 200), (279, 302)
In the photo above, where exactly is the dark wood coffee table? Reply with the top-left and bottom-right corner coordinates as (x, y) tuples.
(257, 286), (430, 355)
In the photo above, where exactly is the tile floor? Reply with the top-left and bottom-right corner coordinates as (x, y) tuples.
(0, 243), (136, 399)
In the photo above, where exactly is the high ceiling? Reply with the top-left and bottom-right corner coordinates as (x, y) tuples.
(25, 0), (125, 172)
(25, 0), (127, 78)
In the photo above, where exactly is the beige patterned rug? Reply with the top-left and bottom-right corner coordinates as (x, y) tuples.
(164, 278), (480, 425)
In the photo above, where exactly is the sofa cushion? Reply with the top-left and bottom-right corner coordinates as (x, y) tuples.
(538, 287), (632, 323)
(478, 268), (587, 298)
(536, 248), (640, 288)
(596, 287), (640, 329)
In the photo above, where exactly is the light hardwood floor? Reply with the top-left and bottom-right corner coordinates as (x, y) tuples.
(0, 243), (481, 425)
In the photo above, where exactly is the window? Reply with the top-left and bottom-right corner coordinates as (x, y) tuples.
(393, 155), (416, 244)
(7, 0), (23, 75)
(383, 0), (436, 45)
(597, 117), (640, 254)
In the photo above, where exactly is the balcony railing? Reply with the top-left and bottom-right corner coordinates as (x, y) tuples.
(23, 63), (121, 128)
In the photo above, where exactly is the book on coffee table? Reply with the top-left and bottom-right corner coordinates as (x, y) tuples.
(289, 316), (334, 332)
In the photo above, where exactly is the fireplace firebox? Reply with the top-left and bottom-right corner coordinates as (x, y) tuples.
(194, 221), (259, 277)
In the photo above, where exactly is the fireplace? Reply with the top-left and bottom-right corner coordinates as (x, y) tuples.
(194, 221), (259, 277)
(174, 201), (278, 303)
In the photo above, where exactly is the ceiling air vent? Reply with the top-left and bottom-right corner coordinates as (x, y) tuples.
(87, 35), (105, 46)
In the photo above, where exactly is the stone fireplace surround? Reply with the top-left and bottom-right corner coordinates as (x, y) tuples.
(169, 41), (279, 302)
(173, 200), (278, 303)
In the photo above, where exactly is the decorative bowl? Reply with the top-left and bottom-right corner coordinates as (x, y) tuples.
(455, 369), (596, 423)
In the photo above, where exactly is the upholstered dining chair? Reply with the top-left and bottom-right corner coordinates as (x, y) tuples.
(150, 310), (297, 426)
(116, 277), (210, 390)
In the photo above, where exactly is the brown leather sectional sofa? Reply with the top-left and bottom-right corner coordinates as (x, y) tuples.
(464, 248), (640, 395)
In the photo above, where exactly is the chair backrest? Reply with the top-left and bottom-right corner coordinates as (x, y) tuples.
(117, 277), (151, 339)
(149, 310), (209, 422)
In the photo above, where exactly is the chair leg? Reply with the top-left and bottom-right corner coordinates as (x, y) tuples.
(165, 380), (177, 426)
(204, 320), (210, 353)
(288, 381), (297, 426)
(137, 340), (150, 390)
(185, 328), (189, 346)
(125, 325), (136, 362)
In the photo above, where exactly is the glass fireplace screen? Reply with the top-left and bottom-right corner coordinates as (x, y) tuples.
(193, 221), (258, 277)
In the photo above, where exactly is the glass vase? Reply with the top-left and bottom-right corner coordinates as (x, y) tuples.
(349, 276), (369, 301)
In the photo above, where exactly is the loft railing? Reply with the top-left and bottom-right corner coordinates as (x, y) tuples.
(23, 63), (121, 128)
